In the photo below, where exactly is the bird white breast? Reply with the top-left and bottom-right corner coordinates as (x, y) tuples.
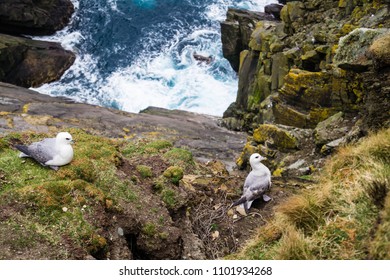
(45, 145), (74, 166)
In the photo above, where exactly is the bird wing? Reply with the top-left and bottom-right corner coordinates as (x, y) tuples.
(243, 172), (271, 202)
(27, 138), (57, 164)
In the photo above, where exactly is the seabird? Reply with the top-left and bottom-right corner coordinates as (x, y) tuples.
(15, 132), (74, 170)
(232, 153), (272, 213)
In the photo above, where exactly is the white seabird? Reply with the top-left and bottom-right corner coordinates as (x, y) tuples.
(232, 153), (272, 213)
(15, 132), (74, 170)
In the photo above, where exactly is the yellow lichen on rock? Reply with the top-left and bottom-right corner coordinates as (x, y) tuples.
(253, 124), (298, 150)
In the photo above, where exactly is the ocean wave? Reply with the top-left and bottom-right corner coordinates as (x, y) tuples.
(33, 0), (277, 116)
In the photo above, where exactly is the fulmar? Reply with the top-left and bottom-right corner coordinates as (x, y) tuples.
(15, 132), (74, 170)
(232, 153), (272, 213)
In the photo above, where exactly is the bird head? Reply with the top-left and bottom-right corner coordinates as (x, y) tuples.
(249, 153), (267, 167)
(56, 132), (74, 145)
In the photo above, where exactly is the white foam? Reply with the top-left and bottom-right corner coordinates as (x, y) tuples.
(97, 28), (238, 116)
(107, 0), (118, 11)
(32, 0), (278, 117)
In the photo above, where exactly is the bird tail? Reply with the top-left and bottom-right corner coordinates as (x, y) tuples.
(15, 145), (30, 157)
(231, 196), (250, 214)
(231, 196), (247, 207)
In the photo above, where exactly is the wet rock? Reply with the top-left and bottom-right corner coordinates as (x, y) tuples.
(0, 34), (75, 88)
(265, 3), (284, 20)
(0, 0), (74, 36)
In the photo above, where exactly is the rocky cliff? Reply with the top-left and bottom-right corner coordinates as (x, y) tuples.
(0, 0), (75, 88)
(221, 0), (389, 172)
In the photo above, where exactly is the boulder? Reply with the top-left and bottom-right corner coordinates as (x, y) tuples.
(265, 3), (284, 20)
(0, 34), (75, 88)
(334, 28), (388, 72)
(253, 124), (298, 150)
(0, 0), (74, 35)
(314, 112), (349, 146)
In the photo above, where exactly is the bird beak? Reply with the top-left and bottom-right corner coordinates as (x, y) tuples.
(70, 140), (75, 145)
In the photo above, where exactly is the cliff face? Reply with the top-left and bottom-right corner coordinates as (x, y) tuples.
(0, 0), (74, 35)
(0, 0), (75, 88)
(221, 0), (390, 170)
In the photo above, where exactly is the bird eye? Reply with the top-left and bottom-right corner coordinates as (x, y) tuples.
(255, 156), (259, 158)
(66, 138), (71, 140)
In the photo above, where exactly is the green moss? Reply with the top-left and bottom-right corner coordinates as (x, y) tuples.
(87, 234), (107, 255)
(0, 129), (143, 258)
(161, 188), (177, 209)
(163, 147), (194, 167)
(121, 139), (173, 156)
(145, 140), (173, 151)
(152, 176), (167, 192)
(163, 166), (184, 184)
(142, 223), (157, 237)
(136, 165), (153, 178)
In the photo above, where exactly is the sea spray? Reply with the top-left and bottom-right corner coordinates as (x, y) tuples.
(33, 0), (277, 116)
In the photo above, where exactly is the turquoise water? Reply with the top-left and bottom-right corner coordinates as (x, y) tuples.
(35, 0), (275, 116)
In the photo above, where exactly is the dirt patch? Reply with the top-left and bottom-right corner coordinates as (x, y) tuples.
(188, 174), (310, 259)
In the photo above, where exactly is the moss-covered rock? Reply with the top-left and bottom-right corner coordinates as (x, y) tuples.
(334, 28), (388, 72)
(236, 141), (259, 169)
(280, 69), (332, 110)
(253, 124), (299, 150)
(163, 166), (184, 185)
(136, 165), (153, 178)
(280, 1), (305, 35)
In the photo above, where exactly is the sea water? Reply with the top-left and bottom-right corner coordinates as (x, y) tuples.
(34, 0), (277, 116)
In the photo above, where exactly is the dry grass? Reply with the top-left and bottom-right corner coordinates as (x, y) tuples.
(229, 128), (390, 260)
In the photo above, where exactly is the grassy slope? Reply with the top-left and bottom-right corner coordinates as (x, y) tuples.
(0, 128), (196, 259)
(228, 128), (390, 260)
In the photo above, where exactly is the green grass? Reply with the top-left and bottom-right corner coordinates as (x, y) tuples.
(163, 147), (194, 168)
(0, 129), (136, 257)
(121, 139), (173, 156)
(136, 165), (153, 178)
(0, 129), (202, 259)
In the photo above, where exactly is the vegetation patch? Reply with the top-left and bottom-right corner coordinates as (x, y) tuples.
(228, 128), (390, 260)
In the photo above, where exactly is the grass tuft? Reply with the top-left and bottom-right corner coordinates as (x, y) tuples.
(229, 128), (390, 260)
